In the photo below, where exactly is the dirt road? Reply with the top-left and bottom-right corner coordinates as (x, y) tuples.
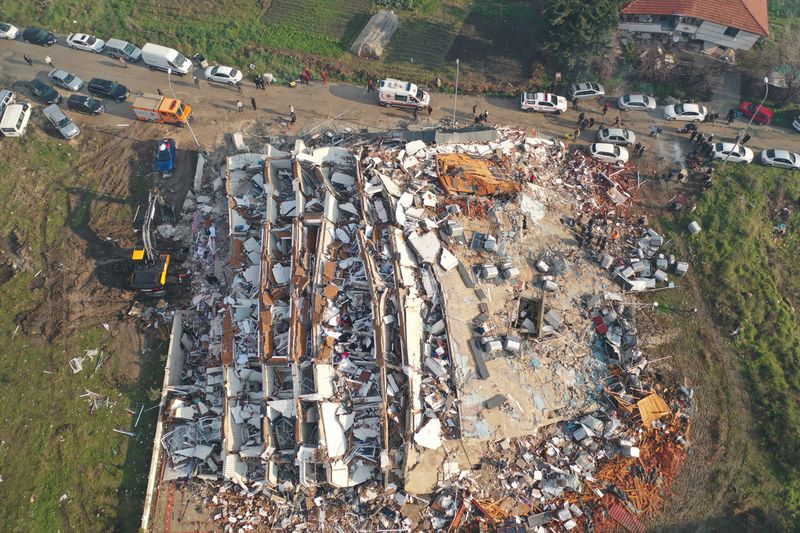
(1, 38), (799, 157)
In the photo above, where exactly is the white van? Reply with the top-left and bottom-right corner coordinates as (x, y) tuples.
(0, 102), (33, 137)
(141, 43), (192, 75)
(378, 79), (430, 109)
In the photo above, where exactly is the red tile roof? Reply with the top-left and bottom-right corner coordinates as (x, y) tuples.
(621, 0), (769, 36)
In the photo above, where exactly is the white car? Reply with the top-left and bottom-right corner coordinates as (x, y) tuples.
(569, 82), (605, 100)
(204, 66), (243, 85)
(596, 127), (636, 146)
(0, 22), (19, 40)
(663, 102), (707, 122)
(520, 92), (567, 113)
(589, 143), (629, 164)
(760, 149), (800, 170)
(617, 94), (656, 111)
(711, 143), (753, 164)
(66, 33), (106, 53)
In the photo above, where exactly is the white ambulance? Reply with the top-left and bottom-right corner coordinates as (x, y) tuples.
(378, 79), (430, 109)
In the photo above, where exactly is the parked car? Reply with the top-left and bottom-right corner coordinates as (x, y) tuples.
(0, 102), (33, 137)
(42, 104), (80, 139)
(617, 94), (656, 111)
(29, 79), (61, 105)
(141, 43), (193, 74)
(596, 127), (636, 146)
(204, 66), (243, 85)
(0, 89), (16, 116)
(794, 116), (800, 133)
(663, 102), (707, 122)
(48, 69), (83, 91)
(0, 22), (20, 40)
(87, 78), (129, 101)
(22, 27), (57, 46)
(104, 38), (142, 62)
(67, 95), (105, 116)
(589, 143), (629, 164)
(519, 92), (567, 113)
(66, 33), (105, 53)
(737, 101), (774, 125)
(568, 82), (604, 100)
(711, 142), (754, 164)
(156, 138), (177, 174)
(760, 149), (800, 169)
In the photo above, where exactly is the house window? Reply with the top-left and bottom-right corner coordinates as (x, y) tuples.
(724, 26), (740, 38)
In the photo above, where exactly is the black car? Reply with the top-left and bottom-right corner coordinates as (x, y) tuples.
(22, 27), (57, 46)
(29, 79), (61, 105)
(67, 95), (105, 116)
(87, 78), (129, 102)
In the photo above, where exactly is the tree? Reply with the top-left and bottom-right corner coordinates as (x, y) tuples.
(542, 0), (623, 75)
(740, 21), (800, 106)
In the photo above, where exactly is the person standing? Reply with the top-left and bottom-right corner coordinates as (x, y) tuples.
(23, 54), (33, 66)
(707, 133), (714, 143)
(304, 67), (311, 85)
(472, 103), (477, 116)
(157, 88), (163, 96)
(427, 105), (433, 117)
(638, 145), (646, 157)
(603, 101), (610, 115)
(741, 133), (751, 144)
(613, 116), (620, 127)
(290, 111), (296, 124)
(572, 98), (579, 110)
(251, 97), (257, 111)
(588, 117), (595, 128)
(236, 81), (242, 94)
(118, 57), (127, 68)
(44, 55), (53, 67)
(578, 112), (585, 124)
(236, 100), (243, 113)
(194, 75), (200, 87)
(633, 142), (642, 155)
(413, 106), (419, 121)
(321, 70), (328, 86)
(689, 130), (698, 142)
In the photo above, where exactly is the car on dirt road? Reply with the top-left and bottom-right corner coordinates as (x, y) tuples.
(0, 22), (19, 40)
(596, 127), (636, 146)
(66, 33), (106, 53)
(156, 138), (177, 174)
(519, 92), (567, 113)
(22, 27), (57, 46)
(42, 104), (80, 139)
(663, 102), (708, 122)
(589, 142), (629, 164)
(759, 149), (800, 170)
(48, 69), (83, 91)
(737, 101), (774, 125)
(711, 142), (754, 164)
(568, 82), (605, 100)
(204, 65), (243, 85)
(87, 78), (129, 101)
(617, 94), (656, 111)
(29, 79), (61, 105)
(67, 95), (105, 116)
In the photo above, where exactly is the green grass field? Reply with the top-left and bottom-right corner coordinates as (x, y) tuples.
(0, 132), (164, 532)
(0, 0), (542, 88)
(669, 164), (800, 527)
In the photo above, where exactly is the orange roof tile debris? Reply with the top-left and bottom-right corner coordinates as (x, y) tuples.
(436, 153), (522, 196)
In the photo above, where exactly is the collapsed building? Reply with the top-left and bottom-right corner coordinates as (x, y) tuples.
(142, 127), (694, 532)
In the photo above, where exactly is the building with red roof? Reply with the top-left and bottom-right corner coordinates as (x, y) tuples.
(619, 0), (768, 52)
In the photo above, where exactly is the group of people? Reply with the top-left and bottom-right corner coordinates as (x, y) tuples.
(412, 105), (433, 121)
(472, 105), (489, 124)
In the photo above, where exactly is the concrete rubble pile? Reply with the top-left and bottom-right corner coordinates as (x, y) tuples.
(147, 127), (695, 532)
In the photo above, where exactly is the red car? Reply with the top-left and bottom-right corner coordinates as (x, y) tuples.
(738, 101), (774, 125)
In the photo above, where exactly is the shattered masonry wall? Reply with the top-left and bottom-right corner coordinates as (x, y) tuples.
(141, 311), (184, 532)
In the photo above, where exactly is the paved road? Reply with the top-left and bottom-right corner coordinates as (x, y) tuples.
(1, 37), (799, 162)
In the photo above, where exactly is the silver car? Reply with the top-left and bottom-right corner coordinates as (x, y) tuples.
(43, 104), (80, 139)
(596, 127), (636, 146)
(617, 94), (656, 111)
(760, 149), (800, 170)
(48, 68), (83, 91)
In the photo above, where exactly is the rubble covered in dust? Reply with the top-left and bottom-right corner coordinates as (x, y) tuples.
(145, 127), (695, 532)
